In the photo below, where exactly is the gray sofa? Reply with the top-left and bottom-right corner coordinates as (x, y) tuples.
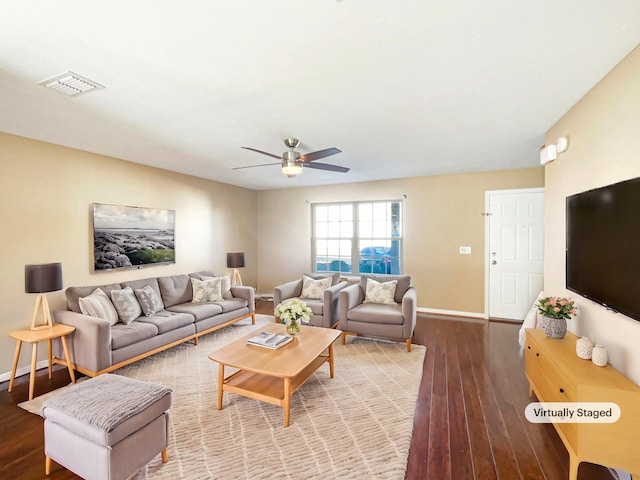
(52, 271), (255, 377)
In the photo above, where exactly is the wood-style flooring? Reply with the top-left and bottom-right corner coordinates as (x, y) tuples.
(0, 301), (615, 479)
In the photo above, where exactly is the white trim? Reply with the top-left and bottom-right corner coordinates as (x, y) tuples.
(417, 307), (486, 319)
(0, 359), (49, 383)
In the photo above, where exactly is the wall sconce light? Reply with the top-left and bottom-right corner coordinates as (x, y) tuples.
(25, 262), (63, 330)
(540, 136), (569, 165)
(226, 252), (245, 286)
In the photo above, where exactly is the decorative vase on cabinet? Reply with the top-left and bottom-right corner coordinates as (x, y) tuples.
(576, 336), (594, 359)
(592, 344), (608, 366)
(541, 315), (567, 339)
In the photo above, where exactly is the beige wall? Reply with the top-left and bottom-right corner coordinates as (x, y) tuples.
(256, 168), (544, 314)
(544, 45), (640, 384)
(0, 133), (257, 377)
(0, 133), (545, 378)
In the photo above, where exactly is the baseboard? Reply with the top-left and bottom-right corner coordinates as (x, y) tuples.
(0, 359), (49, 384)
(417, 307), (486, 319)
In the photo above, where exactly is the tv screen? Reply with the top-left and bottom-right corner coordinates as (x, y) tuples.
(92, 203), (175, 271)
(566, 177), (640, 321)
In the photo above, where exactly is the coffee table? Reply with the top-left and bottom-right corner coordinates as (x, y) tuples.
(208, 322), (341, 427)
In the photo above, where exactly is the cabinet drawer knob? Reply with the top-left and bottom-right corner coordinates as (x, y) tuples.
(527, 345), (531, 350)
(559, 388), (565, 394)
(536, 353), (540, 357)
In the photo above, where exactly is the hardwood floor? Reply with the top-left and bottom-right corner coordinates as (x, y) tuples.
(0, 302), (616, 479)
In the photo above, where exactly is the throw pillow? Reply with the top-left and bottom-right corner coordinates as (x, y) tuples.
(191, 277), (223, 303)
(363, 278), (398, 306)
(301, 275), (332, 300)
(201, 275), (233, 300)
(79, 288), (119, 326)
(134, 285), (164, 316)
(110, 287), (142, 325)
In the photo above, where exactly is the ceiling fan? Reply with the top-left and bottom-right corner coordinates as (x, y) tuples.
(234, 138), (349, 177)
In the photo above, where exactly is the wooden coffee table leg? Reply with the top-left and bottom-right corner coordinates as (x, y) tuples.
(217, 363), (224, 410)
(283, 377), (291, 427)
(328, 343), (335, 378)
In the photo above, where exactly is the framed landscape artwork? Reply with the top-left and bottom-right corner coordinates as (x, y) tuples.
(92, 203), (175, 271)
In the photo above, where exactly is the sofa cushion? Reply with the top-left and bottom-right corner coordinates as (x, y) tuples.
(167, 302), (223, 321)
(364, 278), (398, 306)
(135, 310), (195, 334)
(134, 285), (165, 316)
(214, 298), (249, 313)
(110, 287), (142, 325)
(191, 277), (223, 303)
(66, 284), (123, 314)
(157, 274), (193, 308)
(359, 275), (411, 303)
(79, 288), (119, 326)
(346, 303), (404, 325)
(121, 278), (163, 301)
(111, 321), (159, 350)
(299, 297), (324, 316)
(301, 275), (332, 299)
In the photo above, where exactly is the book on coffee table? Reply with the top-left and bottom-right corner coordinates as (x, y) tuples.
(247, 331), (293, 350)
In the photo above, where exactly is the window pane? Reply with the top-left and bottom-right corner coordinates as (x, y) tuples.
(313, 201), (400, 275)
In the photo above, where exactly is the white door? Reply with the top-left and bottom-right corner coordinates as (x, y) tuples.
(486, 188), (544, 321)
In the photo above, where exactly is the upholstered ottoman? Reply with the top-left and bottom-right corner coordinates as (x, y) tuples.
(42, 374), (172, 480)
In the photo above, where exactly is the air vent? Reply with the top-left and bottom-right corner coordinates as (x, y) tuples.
(39, 71), (104, 97)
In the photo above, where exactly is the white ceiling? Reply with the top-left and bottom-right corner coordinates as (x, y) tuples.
(1, 1), (639, 191)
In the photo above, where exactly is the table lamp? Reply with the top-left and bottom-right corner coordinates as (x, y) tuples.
(25, 262), (62, 330)
(226, 252), (245, 286)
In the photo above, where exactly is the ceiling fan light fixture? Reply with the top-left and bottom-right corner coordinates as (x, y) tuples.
(282, 161), (303, 176)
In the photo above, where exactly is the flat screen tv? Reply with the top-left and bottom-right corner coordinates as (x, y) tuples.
(92, 203), (175, 271)
(566, 177), (640, 321)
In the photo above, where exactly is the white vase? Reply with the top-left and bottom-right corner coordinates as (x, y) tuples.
(576, 336), (594, 360)
(591, 344), (608, 367)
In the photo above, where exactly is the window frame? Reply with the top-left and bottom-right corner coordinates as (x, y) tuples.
(311, 199), (403, 276)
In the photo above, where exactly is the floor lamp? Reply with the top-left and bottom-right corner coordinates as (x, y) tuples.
(25, 263), (63, 330)
(226, 252), (245, 286)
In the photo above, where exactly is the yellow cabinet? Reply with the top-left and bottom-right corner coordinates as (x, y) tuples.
(524, 329), (640, 480)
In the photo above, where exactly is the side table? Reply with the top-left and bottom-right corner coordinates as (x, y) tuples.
(7, 323), (76, 400)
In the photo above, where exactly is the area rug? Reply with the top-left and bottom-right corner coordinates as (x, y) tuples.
(21, 314), (426, 479)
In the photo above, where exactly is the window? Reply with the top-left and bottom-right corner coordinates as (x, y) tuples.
(312, 200), (402, 275)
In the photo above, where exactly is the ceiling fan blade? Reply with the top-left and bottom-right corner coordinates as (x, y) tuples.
(241, 147), (281, 160)
(300, 147), (341, 162)
(232, 162), (281, 170)
(304, 162), (350, 173)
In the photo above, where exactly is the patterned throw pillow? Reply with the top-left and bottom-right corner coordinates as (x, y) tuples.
(110, 287), (142, 325)
(191, 277), (223, 303)
(201, 275), (233, 300)
(134, 285), (164, 316)
(301, 275), (332, 300)
(79, 288), (119, 326)
(363, 278), (398, 306)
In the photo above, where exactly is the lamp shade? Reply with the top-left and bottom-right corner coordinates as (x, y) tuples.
(25, 263), (63, 293)
(226, 252), (245, 269)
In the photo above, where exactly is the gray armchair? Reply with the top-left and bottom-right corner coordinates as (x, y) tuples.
(273, 273), (347, 328)
(339, 274), (417, 351)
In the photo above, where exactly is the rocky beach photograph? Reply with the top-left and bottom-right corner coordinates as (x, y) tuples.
(92, 203), (175, 270)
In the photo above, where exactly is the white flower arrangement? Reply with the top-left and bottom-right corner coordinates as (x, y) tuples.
(274, 298), (313, 324)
